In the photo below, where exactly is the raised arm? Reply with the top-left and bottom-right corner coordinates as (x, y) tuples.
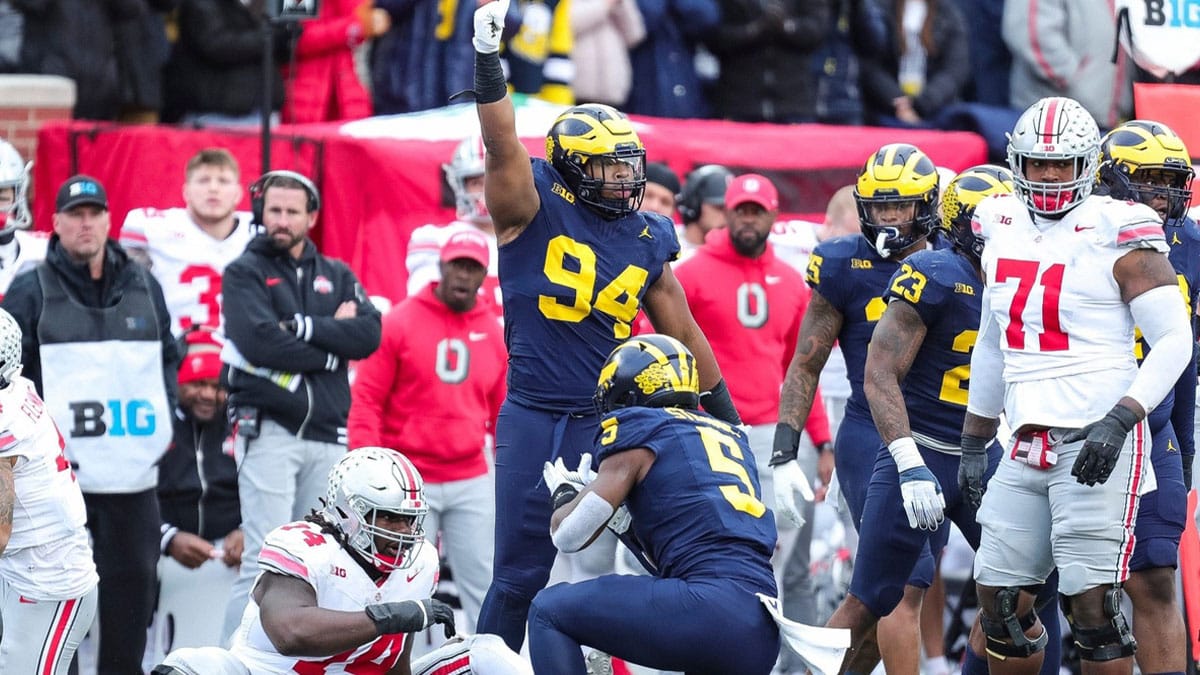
(473, 0), (540, 244)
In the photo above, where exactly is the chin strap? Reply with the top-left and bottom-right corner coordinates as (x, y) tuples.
(304, 512), (384, 582)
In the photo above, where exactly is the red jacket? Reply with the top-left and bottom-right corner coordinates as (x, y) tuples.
(674, 228), (831, 443)
(281, 0), (372, 123)
(349, 284), (506, 482)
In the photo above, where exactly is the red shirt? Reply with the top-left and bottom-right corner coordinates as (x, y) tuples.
(349, 284), (507, 482)
(674, 229), (831, 443)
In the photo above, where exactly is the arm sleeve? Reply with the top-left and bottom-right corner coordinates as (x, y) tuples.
(1127, 285), (1193, 414)
(966, 288), (1005, 419)
(1169, 340), (1196, 459)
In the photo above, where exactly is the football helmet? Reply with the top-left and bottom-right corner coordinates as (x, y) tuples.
(0, 140), (32, 235)
(546, 104), (646, 220)
(443, 136), (490, 224)
(0, 308), (21, 389)
(324, 447), (428, 572)
(1098, 120), (1194, 227)
(593, 334), (700, 415)
(854, 143), (939, 258)
(1006, 96), (1100, 217)
(941, 165), (1014, 261)
(677, 164), (733, 223)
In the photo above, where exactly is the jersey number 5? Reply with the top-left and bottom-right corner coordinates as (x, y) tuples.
(538, 235), (650, 339)
(698, 426), (766, 518)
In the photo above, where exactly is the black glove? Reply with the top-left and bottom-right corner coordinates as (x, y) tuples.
(700, 379), (742, 426)
(365, 599), (456, 638)
(770, 423), (802, 467)
(1183, 453), (1193, 492)
(958, 434), (990, 511)
(1062, 404), (1140, 486)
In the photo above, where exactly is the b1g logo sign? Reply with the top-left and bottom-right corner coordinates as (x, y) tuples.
(1142, 0), (1200, 26)
(1117, 0), (1200, 78)
(68, 399), (158, 437)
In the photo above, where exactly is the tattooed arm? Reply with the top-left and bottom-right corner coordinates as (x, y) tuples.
(865, 301), (926, 445)
(778, 290), (843, 432)
(0, 457), (15, 556)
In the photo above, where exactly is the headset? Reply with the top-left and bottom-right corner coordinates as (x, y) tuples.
(249, 170), (321, 225)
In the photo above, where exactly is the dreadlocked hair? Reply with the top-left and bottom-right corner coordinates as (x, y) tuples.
(304, 508), (384, 581)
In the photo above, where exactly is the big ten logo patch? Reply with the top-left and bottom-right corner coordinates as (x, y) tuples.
(1142, 0), (1200, 27)
(68, 399), (158, 438)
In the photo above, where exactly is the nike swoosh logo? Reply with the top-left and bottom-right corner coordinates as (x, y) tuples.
(765, 275), (781, 284)
(407, 570), (420, 583)
(468, 332), (488, 341)
(1074, 225), (1094, 232)
(265, 277), (283, 287)
(18, 596), (36, 604)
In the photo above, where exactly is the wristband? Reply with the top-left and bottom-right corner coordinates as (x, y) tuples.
(551, 483), (579, 511)
(700, 379), (742, 425)
(474, 50), (508, 104)
(887, 437), (923, 473)
(770, 423), (801, 467)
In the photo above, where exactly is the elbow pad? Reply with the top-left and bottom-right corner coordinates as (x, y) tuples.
(1128, 285), (1193, 413)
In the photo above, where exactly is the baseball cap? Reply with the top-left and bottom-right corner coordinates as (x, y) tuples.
(178, 330), (222, 385)
(726, 173), (779, 211)
(56, 175), (108, 212)
(645, 162), (681, 195)
(440, 230), (490, 267)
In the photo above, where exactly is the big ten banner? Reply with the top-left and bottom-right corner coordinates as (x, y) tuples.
(1117, 0), (1200, 78)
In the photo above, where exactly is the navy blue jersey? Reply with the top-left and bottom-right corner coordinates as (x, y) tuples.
(593, 406), (777, 590)
(1141, 215), (1200, 435)
(883, 248), (982, 447)
(499, 159), (680, 411)
(806, 233), (943, 420)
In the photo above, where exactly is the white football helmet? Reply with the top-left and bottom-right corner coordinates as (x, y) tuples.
(0, 307), (22, 389)
(443, 136), (489, 224)
(0, 140), (32, 235)
(324, 447), (428, 572)
(1006, 97), (1101, 217)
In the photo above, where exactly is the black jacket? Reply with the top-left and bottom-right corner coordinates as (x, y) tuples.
(162, 0), (294, 122)
(1, 236), (179, 405)
(159, 407), (240, 540)
(222, 235), (381, 444)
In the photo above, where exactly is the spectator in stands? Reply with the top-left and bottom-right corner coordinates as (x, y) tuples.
(350, 230), (506, 633)
(219, 170), (381, 643)
(502, 0), (575, 104)
(2, 174), (180, 674)
(948, 0), (1010, 105)
(858, 0), (970, 128)
(808, 0), (866, 125)
(163, 0), (294, 126)
(705, 0), (831, 123)
(121, 148), (255, 336)
(0, 0), (20, 72)
(625, 0), (718, 118)
(154, 329), (242, 650)
(641, 162), (681, 220)
(675, 163), (732, 262)
(281, 0), (390, 123)
(114, 0), (175, 123)
(12, 0), (142, 119)
(370, 0), (466, 114)
(571, 0), (645, 108)
(1002, 0), (1132, 128)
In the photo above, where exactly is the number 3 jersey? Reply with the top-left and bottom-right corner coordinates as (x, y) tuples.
(499, 160), (680, 411)
(973, 193), (1167, 430)
(120, 207), (256, 336)
(594, 406), (777, 589)
(0, 376), (97, 601)
(230, 519), (440, 675)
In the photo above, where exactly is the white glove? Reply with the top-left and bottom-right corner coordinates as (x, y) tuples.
(772, 460), (815, 528)
(472, 0), (509, 54)
(542, 452), (594, 494)
(607, 504), (632, 534)
(898, 466), (945, 531)
(575, 452), (597, 484)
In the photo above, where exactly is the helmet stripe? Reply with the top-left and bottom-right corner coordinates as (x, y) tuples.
(1040, 98), (1060, 144)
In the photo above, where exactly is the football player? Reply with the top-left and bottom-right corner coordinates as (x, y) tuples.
(0, 307), (98, 674)
(405, 136), (502, 310)
(772, 143), (944, 672)
(471, 0), (738, 652)
(119, 148), (255, 336)
(532, 335), (781, 674)
(961, 97), (1191, 672)
(0, 139), (48, 300)
(1097, 119), (1199, 675)
(154, 447), (530, 675)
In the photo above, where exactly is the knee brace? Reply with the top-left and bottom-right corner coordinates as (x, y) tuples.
(979, 586), (1048, 659)
(1061, 586), (1136, 662)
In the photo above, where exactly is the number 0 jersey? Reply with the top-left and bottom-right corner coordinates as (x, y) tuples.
(119, 207), (255, 336)
(594, 406), (777, 589)
(500, 159), (679, 410)
(974, 193), (1167, 429)
(230, 519), (440, 675)
(882, 248), (983, 450)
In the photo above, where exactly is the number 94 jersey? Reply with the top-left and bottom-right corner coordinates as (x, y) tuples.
(883, 248), (983, 449)
(499, 160), (680, 411)
(594, 406), (777, 591)
(974, 192), (1168, 429)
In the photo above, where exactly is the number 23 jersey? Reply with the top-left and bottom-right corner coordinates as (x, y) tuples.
(974, 192), (1167, 429)
(499, 159), (680, 410)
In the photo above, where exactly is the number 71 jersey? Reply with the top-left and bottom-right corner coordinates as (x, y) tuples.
(974, 192), (1167, 428)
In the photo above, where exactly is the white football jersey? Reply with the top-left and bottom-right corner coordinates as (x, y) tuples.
(120, 207), (255, 336)
(0, 376), (96, 600)
(975, 193), (1167, 429)
(406, 221), (499, 305)
(769, 219), (821, 274)
(0, 230), (49, 299)
(230, 519), (440, 675)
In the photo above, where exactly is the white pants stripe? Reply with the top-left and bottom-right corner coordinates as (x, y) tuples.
(0, 581), (98, 675)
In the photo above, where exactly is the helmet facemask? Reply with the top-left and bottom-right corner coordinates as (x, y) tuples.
(856, 192), (936, 259)
(854, 143), (939, 258)
(547, 104), (647, 220)
(1098, 120), (1195, 227)
(1007, 97), (1100, 218)
(443, 137), (490, 225)
(324, 448), (429, 573)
